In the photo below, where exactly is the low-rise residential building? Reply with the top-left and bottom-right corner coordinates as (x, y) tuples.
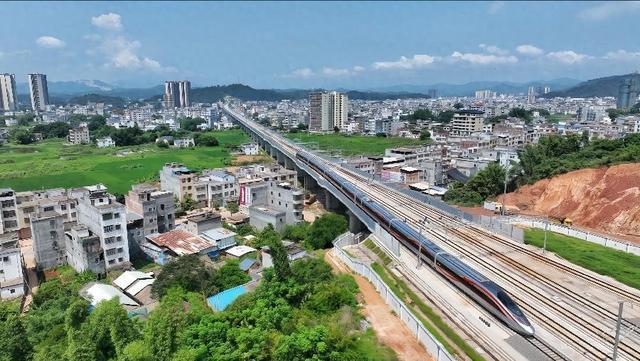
(0, 244), (24, 299)
(125, 184), (175, 236)
(77, 185), (129, 270)
(68, 125), (90, 145)
(0, 189), (18, 234)
(143, 229), (217, 264)
(241, 181), (303, 231)
(30, 210), (67, 270)
(173, 138), (195, 148)
(249, 206), (287, 232)
(160, 163), (208, 207)
(240, 143), (259, 155)
(65, 224), (105, 276)
(96, 137), (115, 148)
(200, 228), (237, 254)
(183, 211), (222, 235)
(450, 110), (485, 136)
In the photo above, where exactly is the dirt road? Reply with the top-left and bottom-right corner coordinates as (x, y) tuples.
(325, 251), (433, 361)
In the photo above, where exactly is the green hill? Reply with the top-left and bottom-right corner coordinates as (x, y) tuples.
(68, 93), (127, 107)
(544, 73), (639, 98)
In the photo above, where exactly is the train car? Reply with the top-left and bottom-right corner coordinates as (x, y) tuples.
(297, 148), (534, 336)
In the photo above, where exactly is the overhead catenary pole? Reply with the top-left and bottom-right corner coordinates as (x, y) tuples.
(612, 301), (624, 361)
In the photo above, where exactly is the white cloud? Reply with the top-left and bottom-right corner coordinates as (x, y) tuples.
(487, 1), (505, 14)
(286, 68), (314, 78)
(603, 50), (640, 61)
(94, 35), (173, 72)
(36, 36), (66, 49)
(516, 44), (543, 56)
(578, 2), (640, 21)
(91, 13), (123, 30)
(322, 67), (351, 77)
(372, 54), (436, 70)
(479, 44), (509, 55)
(546, 50), (590, 64)
(449, 51), (518, 65)
(352, 65), (365, 72)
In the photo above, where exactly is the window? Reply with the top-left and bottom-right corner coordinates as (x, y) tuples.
(118, 257), (123, 262)
(104, 225), (114, 233)
(61, 204), (67, 211)
(102, 213), (113, 221)
(106, 248), (116, 256)
(108, 259), (115, 265)
(115, 224), (121, 230)
(113, 213), (120, 218)
(70, 203), (75, 209)
(43, 206), (54, 212)
(10, 289), (15, 294)
(117, 247), (123, 253)
(2, 257), (8, 262)
(160, 204), (165, 210)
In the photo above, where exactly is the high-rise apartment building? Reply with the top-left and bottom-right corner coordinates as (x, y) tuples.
(28, 73), (50, 112)
(164, 80), (191, 108)
(617, 75), (640, 109)
(308, 91), (348, 132)
(0, 74), (18, 112)
(527, 86), (536, 104)
(475, 89), (497, 100)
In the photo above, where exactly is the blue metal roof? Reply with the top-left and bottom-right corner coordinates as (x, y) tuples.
(239, 258), (256, 271)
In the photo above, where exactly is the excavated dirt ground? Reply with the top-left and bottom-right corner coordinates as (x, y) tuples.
(498, 163), (640, 242)
(324, 251), (433, 361)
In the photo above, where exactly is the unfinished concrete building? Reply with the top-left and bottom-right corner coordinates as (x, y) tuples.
(30, 210), (68, 270)
(65, 224), (105, 276)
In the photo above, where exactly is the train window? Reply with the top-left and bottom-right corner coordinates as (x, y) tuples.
(467, 282), (499, 310)
(496, 291), (526, 320)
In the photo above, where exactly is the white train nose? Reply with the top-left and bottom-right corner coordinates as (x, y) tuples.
(521, 324), (535, 337)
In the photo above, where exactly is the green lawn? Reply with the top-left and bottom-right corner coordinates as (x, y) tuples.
(285, 132), (427, 156)
(524, 228), (640, 290)
(0, 129), (249, 194)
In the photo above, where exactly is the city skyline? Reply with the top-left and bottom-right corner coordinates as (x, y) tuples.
(1, 1), (640, 88)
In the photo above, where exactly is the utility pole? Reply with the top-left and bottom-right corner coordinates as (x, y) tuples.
(612, 301), (624, 361)
(543, 215), (548, 254)
(501, 162), (509, 216)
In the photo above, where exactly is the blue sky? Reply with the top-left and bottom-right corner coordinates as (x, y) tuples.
(1, 1), (640, 88)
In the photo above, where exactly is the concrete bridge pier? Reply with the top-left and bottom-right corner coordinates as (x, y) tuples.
(284, 157), (295, 170)
(276, 150), (285, 166)
(347, 210), (365, 234)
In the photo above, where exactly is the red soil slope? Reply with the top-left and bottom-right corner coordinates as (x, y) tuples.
(499, 163), (640, 240)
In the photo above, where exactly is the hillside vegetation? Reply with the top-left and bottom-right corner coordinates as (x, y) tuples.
(544, 73), (639, 98)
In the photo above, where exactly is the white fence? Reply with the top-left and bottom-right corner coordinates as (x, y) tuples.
(333, 233), (455, 361)
(509, 217), (640, 256)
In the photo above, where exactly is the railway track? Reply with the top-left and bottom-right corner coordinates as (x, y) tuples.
(527, 337), (570, 361)
(228, 110), (640, 360)
(333, 166), (640, 360)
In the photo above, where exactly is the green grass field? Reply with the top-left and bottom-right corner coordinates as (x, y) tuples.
(285, 132), (427, 156)
(0, 129), (249, 194)
(524, 228), (640, 290)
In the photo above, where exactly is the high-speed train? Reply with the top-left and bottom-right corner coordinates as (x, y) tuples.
(297, 150), (535, 337)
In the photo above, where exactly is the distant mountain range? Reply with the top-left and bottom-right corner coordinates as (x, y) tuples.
(12, 74), (635, 106)
(543, 73), (640, 98)
(369, 78), (581, 97)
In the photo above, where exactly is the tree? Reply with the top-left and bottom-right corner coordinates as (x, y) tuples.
(226, 200), (239, 214)
(194, 132), (219, 146)
(213, 259), (250, 290)
(443, 163), (506, 206)
(152, 255), (217, 298)
(419, 129), (431, 141)
(305, 212), (348, 249)
(179, 117), (206, 131)
(32, 122), (71, 139)
(436, 110), (455, 123)
(269, 237), (291, 281)
(333, 126), (340, 133)
(282, 222), (310, 242)
(11, 129), (34, 144)
(180, 195), (197, 212)
(411, 108), (434, 122)
(453, 102), (464, 109)
(0, 302), (32, 361)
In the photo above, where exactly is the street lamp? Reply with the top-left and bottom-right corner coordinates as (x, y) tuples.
(612, 301), (624, 361)
(543, 215), (549, 254)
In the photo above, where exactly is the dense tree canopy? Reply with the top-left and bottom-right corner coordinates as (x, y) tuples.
(305, 213), (348, 249)
(443, 163), (506, 206)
